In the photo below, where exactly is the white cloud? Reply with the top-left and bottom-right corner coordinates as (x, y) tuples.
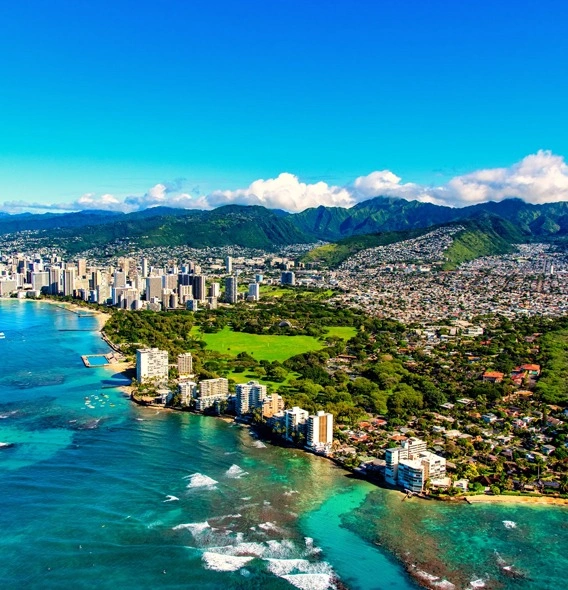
(207, 172), (354, 211)
(2, 150), (568, 215)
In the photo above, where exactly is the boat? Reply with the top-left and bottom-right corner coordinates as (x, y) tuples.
(0, 332), (5, 339)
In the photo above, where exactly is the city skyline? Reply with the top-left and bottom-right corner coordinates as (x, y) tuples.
(1, 1), (568, 213)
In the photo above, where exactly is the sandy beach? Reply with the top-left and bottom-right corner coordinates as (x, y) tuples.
(464, 494), (568, 506)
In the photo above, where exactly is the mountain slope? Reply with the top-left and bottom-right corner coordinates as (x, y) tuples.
(47, 205), (309, 254)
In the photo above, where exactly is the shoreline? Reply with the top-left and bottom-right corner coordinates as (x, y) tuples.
(463, 493), (568, 506)
(32, 298), (568, 512)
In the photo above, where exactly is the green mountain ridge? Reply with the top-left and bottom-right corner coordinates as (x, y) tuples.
(4, 196), (568, 256)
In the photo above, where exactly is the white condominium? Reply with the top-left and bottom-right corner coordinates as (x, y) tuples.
(196, 377), (229, 412)
(225, 276), (238, 304)
(178, 381), (197, 406)
(284, 406), (309, 441)
(235, 380), (267, 415)
(136, 348), (169, 383)
(307, 411), (334, 453)
(384, 437), (445, 493)
(177, 352), (193, 377)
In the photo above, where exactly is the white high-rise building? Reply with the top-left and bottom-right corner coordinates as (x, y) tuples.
(136, 348), (169, 383)
(178, 381), (197, 406)
(196, 378), (229, 412)
(384, 437), (445, 493)
(235, 380), (267, 415)
(284, 406), (309, 441)
(307, 411), (334, 454)
(248, 283), (260, 301)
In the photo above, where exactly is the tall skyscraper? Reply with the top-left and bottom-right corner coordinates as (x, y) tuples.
(146, 276), (163, 301)
(63, 268), (76, 296)
(248, 283), (260, 301)
(225, 256), (232, 273)
(77, 258), (87, 277)
(192, 275), (206, 301)
(208, 282), (220, 298)
(141, 258), (149, 278)
(225, 276), (238, 304)
(281, 271), (296, 286)
(114, 271), (127, 288)
(48, 267), (62, 295)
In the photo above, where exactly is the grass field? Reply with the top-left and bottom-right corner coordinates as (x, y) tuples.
(192, 325), (356, 363)
(324, 326), (357, 339)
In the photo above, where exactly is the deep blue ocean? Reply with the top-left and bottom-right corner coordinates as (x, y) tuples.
(1, 300), (567, 590)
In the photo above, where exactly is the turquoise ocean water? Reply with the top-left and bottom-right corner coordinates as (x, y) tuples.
(1, 300), (567, 590)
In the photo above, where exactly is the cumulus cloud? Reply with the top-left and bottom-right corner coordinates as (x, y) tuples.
(2, 150), (568, 215)
(207, 172), (354, 211)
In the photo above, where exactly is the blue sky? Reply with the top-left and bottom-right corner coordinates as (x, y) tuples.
(1, 0), (568, 212)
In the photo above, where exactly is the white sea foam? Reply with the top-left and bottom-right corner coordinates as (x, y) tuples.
(226, 464), (248, 479)
(502, 520), (517, 529)
(241, 496), (252, 501)
(284, 489), (300, 496)
(304, 537), (322, 555)
(470, 579), (486, 588)
(202, 552), (254, 572)
(163, 495), (179, 502)
(266, 539), (297, 558)
(414, 570), (456, 590)
(265, 558), (333, 577)
(207, 542), (267, 557)
(281, 573), (334, 590)
(185, 473), (218, 489)
(172, 521), (210, 534)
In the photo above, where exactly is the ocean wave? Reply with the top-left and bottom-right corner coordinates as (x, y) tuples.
(163, 495), (179, 502)
(202, 552), (254, 572)
(502, 520), (517, 529)
(259, 522), (285, 534)
(226, 464), (248, 479)
(265, 558), (333, 577)
(281, 573), (334, 590)
(184, 473), (218, 489)
(207, 542), (267, 558)
(470, 579), (486, 588)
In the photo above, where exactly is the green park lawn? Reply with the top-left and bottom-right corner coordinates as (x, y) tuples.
(191, 325), (356, 363)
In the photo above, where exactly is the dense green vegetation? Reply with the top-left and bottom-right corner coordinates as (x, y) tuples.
(43, 205), (309, 254)
(9, 197), (568, 255)
(535, 329), (568, 404)
(102, 295), (568, 431)
(301, 228), (429, 267)
(442, 216), (526, 269)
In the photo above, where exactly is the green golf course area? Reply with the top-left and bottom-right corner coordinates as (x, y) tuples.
(192, 325), (356, 362)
